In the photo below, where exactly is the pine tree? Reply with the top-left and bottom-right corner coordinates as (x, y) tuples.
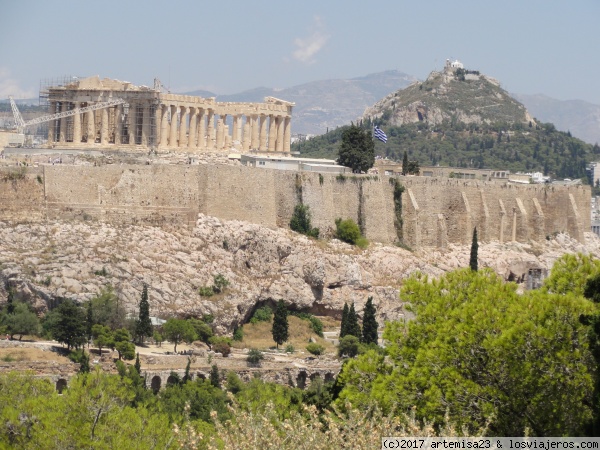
(340, 303), (349, 338)
(346, 303), (362, 340)
(470, 227), (479, 271)
(402, 151), (409, 176)
(271, 299), (289, 349)
(362, 297), (378, 345)
(135, 283), (153, 344)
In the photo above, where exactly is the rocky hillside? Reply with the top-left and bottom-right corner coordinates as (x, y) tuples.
(1, 214), (597, 334)
(362, 66), (533, 126)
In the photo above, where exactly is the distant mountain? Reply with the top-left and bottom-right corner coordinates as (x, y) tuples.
(514, 94), (600, 145)
(294, 64), (599, 180)
(183, 70), (417, 135)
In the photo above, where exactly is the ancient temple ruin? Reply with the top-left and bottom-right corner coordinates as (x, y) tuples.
(44, 76), (294, 152)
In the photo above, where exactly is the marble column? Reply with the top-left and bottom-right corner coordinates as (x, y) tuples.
(283, 117), (291, 152)
(169, 105), (178, 147)
(207, 109), (215, 150)
(216, 116), (224, 150)
(177, 106), (187, 147)
(259, 114), (268, 151)
(101, 107), (109, 145)
(242, 116), (250, 151)
(276, 116), (284, 152)
(72, 102), (81, 144)
(114, 104), (123, 145)
(59, 102), (67, 142)
(232, 114), (240, 143)
(160, 105), (169, 147)
(251, 115), (259, 149)
(268, 115), (277, 151)
(87, 110), (95, 143)
(198, 108), (206, 150)
(188, 107), (197, 149)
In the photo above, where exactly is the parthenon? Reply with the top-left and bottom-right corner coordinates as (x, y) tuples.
(45, 76), (294, 152)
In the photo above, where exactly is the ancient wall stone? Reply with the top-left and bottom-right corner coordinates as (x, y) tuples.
(0, 166), (590, 248)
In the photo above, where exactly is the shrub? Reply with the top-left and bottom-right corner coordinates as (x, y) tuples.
(306, 343), (325, 356)
(198, 286), (214, 297)
(335, 218), (362, 245)
(233, 327), (244, 341)
(212, 274), (230, 294)
(250, 305), (273, 324)
(210, 336), (232, 357)
(246, 349), (264, 365)
(285, 344), (295, 353)
(289, 204), (319, 238)
(289, 312), (324, 337)
(338, 335), (360, 358)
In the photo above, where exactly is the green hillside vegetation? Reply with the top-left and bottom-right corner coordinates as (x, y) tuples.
(293, 69), (600, 179)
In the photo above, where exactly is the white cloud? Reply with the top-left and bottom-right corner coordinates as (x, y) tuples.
(0, 68), (36, 99)
(291, 16), (329, 64)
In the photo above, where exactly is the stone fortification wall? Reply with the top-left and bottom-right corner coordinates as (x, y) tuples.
(400, 177), (590, 247)
(0, 165), (590, 247)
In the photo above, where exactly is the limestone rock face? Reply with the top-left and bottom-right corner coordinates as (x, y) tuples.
(0, 215), (598, 335)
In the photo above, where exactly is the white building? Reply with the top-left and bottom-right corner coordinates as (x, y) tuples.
(240, 154), (349, 173)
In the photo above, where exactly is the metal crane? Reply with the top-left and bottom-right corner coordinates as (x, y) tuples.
(8, 96), (126, 134)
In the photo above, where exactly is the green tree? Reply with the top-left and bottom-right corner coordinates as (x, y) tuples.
(543, 253), (600, 296)
(338, 335), (360, 358)
(53, 299), (87, 350)
(135, 283), (153, 344)
(226, 371), (244, 394)
(85, 302), (93, 347)
(345, 303), (361, 340)
(163, 318), (196, 353)
(402, 151), (408, 176)
(134, 352), (141, 374)
(337, 268), (596, 435)
(153, 330), (163, 347)
(89, 285), (126, 330)
(289, 204), (319, 238)
(361, 297), (378, 345)
(189, 318), (213, 345)
(337, 123), (375, 173)
(271, 299), (289, 349)
(469, 227), (478, 271)
(210, 364), (221, 388)
(91, 324), (114, 355)
(113, 328), (135, 360)
(340, 303), (349, 338)
(5, 302), (40, 340)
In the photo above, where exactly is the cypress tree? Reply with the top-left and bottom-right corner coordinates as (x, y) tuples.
(6, 289), (15, 315)
(469, 227), (479, 271)
(271, 299), (289, 349)
(85, 302), (93, 348)
(362, 297), (378, 345)
(134, 352), (141, 375)
(346, 303), (362, 340)
(210, 364), (220, 388)
(135, 283), (153, 344)
(340, 303), (349, 338)
(402, 151), (409, 176)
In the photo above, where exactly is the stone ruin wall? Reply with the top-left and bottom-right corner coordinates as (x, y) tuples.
(0, 165), (590, 248)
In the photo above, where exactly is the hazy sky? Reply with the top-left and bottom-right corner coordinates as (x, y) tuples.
(1, 0), (599, 104)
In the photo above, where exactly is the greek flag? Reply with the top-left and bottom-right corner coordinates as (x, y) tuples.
(373, 125), (388, 143)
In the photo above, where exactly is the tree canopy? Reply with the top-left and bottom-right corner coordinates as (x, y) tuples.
(337, 123), (375, 173)
(271, 300), (289, 349)
(336, 267), (598, 436)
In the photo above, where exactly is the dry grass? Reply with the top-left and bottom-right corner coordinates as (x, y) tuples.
(0, 347), (71, 363)
(234, 316), (336, 353)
